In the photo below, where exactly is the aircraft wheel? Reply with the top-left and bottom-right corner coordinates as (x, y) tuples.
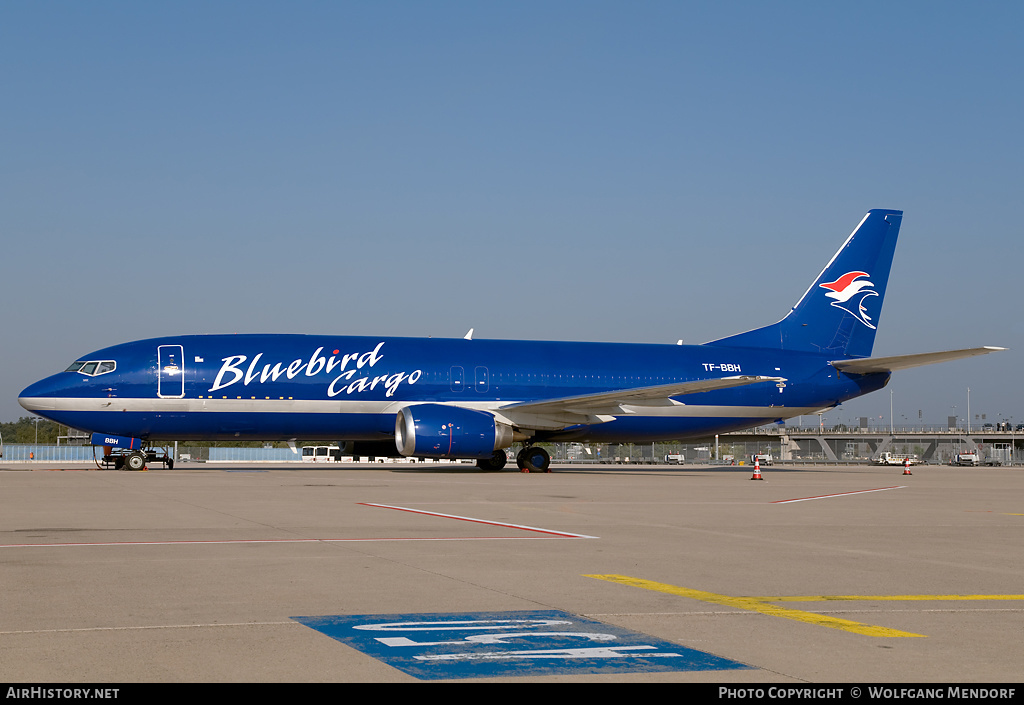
(520, 446), (551, 473)
(476, 450), (508, 471)
(125, 451), (147, 472)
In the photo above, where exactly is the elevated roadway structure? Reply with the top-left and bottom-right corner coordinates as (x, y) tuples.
(720, 427), (1020, 464)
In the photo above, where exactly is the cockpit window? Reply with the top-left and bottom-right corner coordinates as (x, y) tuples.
(68, 360), (116, 376)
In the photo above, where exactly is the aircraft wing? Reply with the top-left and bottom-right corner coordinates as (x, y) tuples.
(831, 346), (1006, 375)
(494, 375), (785, 430)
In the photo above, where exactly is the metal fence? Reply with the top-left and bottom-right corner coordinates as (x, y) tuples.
(1, 441), (1016, 466)
(0, 444), (99, 462)
(206, 446), (300, 462)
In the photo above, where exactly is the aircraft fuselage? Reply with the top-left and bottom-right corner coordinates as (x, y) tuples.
(19, 334), (887, 443)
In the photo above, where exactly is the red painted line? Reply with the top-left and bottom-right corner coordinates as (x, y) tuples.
(0, 536), (568, 549)
(772, 486), (905, 504)
(358, 503), (598, 539)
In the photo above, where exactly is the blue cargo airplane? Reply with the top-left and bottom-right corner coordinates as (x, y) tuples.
(19, 210), (1003, 471)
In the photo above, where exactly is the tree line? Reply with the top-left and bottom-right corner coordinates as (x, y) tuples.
(1, 416), (64, 444)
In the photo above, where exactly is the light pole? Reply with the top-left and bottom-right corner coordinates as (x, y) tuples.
(1005, 415), (1015, 466)
(967, 388), (971, 434)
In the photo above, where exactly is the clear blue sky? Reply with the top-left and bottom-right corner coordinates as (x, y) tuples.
(2, 1), (1021, 428)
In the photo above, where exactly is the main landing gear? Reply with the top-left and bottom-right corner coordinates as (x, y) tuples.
(516, 445), (551, 473)
(475, 450), (508, 471)
(473, 445), (552, 472)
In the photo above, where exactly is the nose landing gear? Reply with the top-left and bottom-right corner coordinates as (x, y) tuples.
(95, 445), (174, 471)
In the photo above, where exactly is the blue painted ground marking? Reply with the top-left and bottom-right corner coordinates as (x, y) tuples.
(293, 610), (751, 680)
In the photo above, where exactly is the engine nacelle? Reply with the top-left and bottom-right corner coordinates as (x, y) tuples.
(395, 404), (512, 459)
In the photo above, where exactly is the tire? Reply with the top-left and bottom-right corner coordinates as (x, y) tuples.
(521, 446), (551, 473)
(476, 450), (508, 471)
(125, 451), (146, 471)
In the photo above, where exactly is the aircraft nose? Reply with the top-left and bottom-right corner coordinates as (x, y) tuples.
(18, 374), (69, 413)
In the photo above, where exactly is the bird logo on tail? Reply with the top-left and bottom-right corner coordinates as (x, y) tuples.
(819, 271), (878, 329)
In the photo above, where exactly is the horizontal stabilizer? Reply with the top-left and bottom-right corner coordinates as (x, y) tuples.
(831, 346), (1006, 375)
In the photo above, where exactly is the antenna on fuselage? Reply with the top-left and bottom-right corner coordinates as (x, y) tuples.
(465, 328), (474, 340)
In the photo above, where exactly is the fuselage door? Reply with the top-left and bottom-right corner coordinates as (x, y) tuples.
(157, 345), (185, 398)
(475, 366), (489, 393)
(450, 366), (465, 392)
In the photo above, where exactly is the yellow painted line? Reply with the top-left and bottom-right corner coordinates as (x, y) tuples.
(584, 574), (925, 638)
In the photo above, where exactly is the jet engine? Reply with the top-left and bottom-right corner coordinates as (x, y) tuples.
(395, 404), (513, 459)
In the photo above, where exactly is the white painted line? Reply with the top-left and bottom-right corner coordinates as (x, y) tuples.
(359, 503), (599, 539)
(772, 486), (905, 504)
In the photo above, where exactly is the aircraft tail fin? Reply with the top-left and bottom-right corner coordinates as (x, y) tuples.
(707, 209), (903, 358)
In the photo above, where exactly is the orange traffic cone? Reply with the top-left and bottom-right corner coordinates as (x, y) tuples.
(751, 458), (763, 480)
(903, 458), (912, 475)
